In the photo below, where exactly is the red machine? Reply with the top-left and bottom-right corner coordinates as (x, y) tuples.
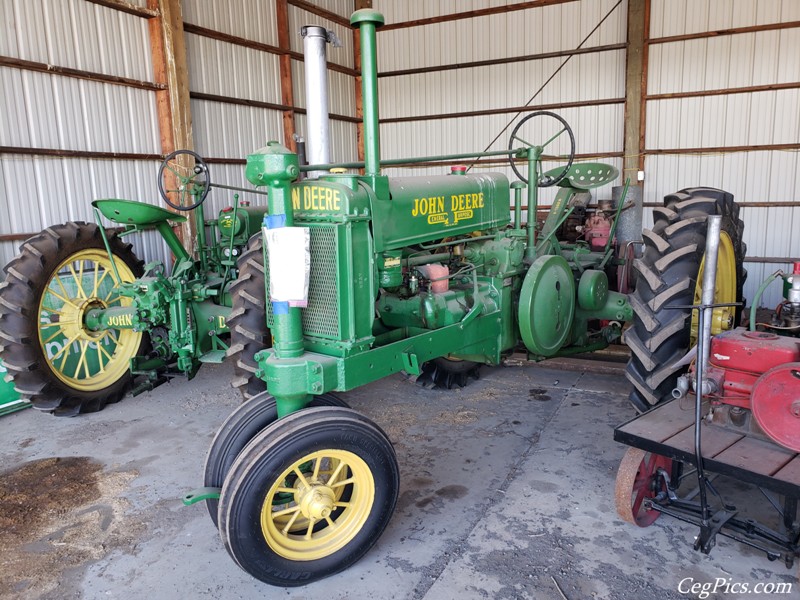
(702, 329), (800, 451)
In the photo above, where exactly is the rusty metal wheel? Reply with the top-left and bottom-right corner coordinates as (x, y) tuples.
(614, 447), (672, 527)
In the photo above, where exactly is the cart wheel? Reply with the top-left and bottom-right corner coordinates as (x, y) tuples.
(615, 447), (672, 527)
(218, 406), (399, 586)
(203, 391), (349, 527)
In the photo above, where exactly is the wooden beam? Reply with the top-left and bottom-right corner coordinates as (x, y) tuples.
(276, 0), (296, 150)
(148, 0), (194, 247)
(183, 23), (359, 77)
(380, 98), (624, 124)
(637, 0), (651, 173)
(288, 0), (350, 28)
(648, 20), (800, 45)
(86, 0), (158, 18)
(623, 0), (646, 180)
(380, 0), (579, 31)
(0, 147), (162, 160)
(378, 43), (626, 78)
(646, 81), (800, 101)
(0, 56), (165, 91)
(644, 143), (800, 155)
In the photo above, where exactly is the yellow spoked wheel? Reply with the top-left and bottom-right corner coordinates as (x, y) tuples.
(39, 248), (141, 391)
(261, 450), (371, 560)
(0, 222), (144, 415)
(690, 231), (738, 344)
(218, 406), (399, 587)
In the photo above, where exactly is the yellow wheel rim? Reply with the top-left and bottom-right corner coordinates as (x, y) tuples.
(260, 449), (375, 561)
(690, 231), (737, 344)
(37, 249), (141, 391)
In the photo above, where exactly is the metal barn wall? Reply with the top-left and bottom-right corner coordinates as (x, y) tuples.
(644, 0), (800, 308)
(0, 0), (166, 268)
(372, 0), (627, 209)
(182, 0), (359, 221)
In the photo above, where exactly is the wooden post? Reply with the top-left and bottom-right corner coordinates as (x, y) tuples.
(276, 0), (297, 150)
(148, 0), (194, 248)
(353, 0), (371, 168)
(623, 0), (647, 179)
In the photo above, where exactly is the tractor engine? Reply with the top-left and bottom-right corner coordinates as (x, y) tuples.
(691, 263), (800, 452)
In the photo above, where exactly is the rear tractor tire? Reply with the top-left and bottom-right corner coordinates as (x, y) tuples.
(0, 222), (145, 416)
(416, 357), (481, 389)
(624, 188), (746, 412)
(227, 233), (271, 400)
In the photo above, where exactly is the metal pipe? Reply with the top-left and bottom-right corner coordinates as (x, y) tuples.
(301, 26), (335, 178)
(299, 148), (520, 172)
(699, 215), (722, 372)
(351, 9), (385, 176)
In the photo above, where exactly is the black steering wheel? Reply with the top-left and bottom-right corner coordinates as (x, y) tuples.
(158, 149), (211, 211)
(508, 111), (576, 187)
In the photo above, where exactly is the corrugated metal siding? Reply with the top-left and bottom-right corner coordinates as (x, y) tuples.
(181, 0), (279, 47)
(293, 113), (358, 165)
(0, 0), (166, 271)
(1, 0), (153, 81)
(643, 0), (800, 308)
(649, 0), (800, 38)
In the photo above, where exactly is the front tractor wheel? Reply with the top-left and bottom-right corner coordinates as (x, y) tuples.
(624, 188), (746, 412)
(0, 222), (145, 416)
(218, 407), (399, 586)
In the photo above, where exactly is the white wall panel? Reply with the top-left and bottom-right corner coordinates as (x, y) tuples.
(312, 0), (353, 18)
(181, 0), (278, 47)
(0, 0), (153, 81)
(375, 0), (625, 71)
(649, 0), (800, 38)
(0, 156), (169, 269)
(0, 68), (160, 154)
(185, 33), (282, 104)
(191, 98), (283, 159)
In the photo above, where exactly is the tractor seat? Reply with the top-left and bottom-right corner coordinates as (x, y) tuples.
(92, 199), (188, 226)
(543, 162), (620, 190)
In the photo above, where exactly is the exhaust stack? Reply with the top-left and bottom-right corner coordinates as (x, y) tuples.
(301, 26), (340, 177)
(350, 9), (384, 177)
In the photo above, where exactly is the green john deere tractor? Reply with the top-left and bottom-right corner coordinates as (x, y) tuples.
(182, 9), (745, 587)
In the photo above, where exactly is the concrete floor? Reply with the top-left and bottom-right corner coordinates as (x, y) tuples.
(1, 360), (796, 600)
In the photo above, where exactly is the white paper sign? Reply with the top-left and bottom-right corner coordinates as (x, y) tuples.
(263, 226), (310, 307)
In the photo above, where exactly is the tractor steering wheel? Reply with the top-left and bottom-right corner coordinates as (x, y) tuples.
(508, 111), (576, 187)
(158, 149), (211, 211)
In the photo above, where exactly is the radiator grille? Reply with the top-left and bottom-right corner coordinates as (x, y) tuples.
(265, 225), (340, 339)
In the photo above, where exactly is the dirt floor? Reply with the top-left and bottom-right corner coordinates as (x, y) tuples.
(0, 360), (796, 600)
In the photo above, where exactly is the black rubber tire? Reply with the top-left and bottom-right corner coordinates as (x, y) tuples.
(204, 391), (349, 527)
(416, 357), (481, 389)
(227, 233), (271, 400)
(624, 188), (746, 412)
(0, 222), (145, 416)
(218, 406), (399, 587)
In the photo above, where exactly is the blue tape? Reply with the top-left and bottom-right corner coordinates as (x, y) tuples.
(265, 214), (286, 229)
(272, 301), (289, 315)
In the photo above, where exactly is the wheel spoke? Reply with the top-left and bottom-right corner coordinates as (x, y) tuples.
(68, 264), (87, 299)
(330, 476), (355, 489)
(271, 505), (301, 519)
(515, 134), (536, 148)
(327, 461), (346, 486)
(293, 467), (311, 489)
(56, 335), (80, 371)
(275, 486), (296, 495)
(324, 515), (336, 529)
(333, 501), (350, 508)
(304, 518), (316, 540)
(41, 328), (65, 344)
(312, 457), (322, 481)
(73, 340), (89, 378)
(97, 342), (113, 364)
(280, 509), (302, 535)
(46, 286), (77, 308)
